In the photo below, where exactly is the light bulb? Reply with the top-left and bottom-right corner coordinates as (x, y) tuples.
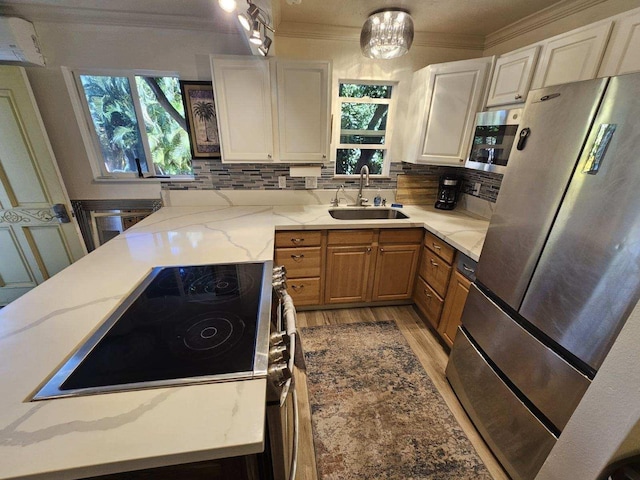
(218, 0), (237, 13)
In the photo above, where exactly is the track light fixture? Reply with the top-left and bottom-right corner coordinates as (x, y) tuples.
(219, 0), (274, 55)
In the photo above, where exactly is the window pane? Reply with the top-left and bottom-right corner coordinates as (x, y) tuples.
(336, 148), (384, 175)
(135, 76), (192, 175)
(339, 83), (392, 99)
(79, 75), (148, 173)
(340, 102), (388, 145)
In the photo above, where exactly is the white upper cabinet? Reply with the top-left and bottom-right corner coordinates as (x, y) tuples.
(211, 56), (274, 162)
(404, 57), (493, 166)
(598, 9), (640, 76)
(211, 56), (330, 163)
(531, 21), (613, 89)
(275, 60), (330, 162)
(486, 46), (539, 107)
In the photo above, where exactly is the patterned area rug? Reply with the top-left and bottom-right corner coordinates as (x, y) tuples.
(301, 321), (492, 480)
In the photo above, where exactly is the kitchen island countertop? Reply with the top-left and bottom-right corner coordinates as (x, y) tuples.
(0, 204), (488, 480)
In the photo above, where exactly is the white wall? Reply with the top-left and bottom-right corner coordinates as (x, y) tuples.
(274, 35), (483, 164)
(25, 21), (249, 200)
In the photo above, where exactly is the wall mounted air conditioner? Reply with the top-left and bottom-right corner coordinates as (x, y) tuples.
(0, 17), (45, 67)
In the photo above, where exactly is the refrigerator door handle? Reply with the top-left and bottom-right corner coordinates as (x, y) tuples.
(517, 128), (531, 150)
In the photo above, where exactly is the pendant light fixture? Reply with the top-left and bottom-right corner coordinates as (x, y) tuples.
(360, 9), (414, 60)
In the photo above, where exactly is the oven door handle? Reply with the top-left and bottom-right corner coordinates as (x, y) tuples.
(289, 377), (299, 480)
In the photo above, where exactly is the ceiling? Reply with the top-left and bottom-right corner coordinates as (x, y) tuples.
(0, 0), (569, 38)
(275, 0), (563, 36)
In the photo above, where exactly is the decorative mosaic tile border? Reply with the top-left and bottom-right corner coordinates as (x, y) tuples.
(163, 159), (503, 203)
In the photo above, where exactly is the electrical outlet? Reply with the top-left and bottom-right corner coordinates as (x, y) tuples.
(305, 177), (317, 189)
(278, 176), (286, 189)
(473, 182), (481, 195)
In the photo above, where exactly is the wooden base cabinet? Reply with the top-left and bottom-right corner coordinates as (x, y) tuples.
(438, 270), (472, 347)
(324, 228), (422, 305)
(275, 230), (323, 306)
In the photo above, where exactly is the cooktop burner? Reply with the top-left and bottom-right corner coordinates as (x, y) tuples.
(33, 262), (272, 400)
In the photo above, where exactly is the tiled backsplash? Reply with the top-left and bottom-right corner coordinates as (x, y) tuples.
(163, 159), (503, 203)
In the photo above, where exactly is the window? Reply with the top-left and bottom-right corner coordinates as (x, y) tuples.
(73, 70), (192, 179)
(335, 81), (395, 176)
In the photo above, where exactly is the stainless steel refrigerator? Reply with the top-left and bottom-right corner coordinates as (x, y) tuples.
(446, 73), (640, 480)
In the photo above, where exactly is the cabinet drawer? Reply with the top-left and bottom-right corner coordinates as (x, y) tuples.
(327, 229), (375, 245)
(275, 247), (321, 277)
(414, 276), (444, 329)
(287, 277), (321, 306)
(424, 231), (455, 264)
(419, 246), (452, 298)
(275, 230), (321, 247)
(379, 228), (423, 244)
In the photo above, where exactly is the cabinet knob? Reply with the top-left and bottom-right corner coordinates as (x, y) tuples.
(322, 154), (326, 159)
(366, 247), (371, 253)
(267, 154), (272, 159)
(380, 248), (384, 253)
(515, 94), (523, 100)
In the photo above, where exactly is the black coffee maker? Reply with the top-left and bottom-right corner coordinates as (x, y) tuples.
(434, 174), (461, 210)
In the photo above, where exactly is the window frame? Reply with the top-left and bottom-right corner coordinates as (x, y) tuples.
(64, 67), (194, 181)
(333, 79), (397, 178)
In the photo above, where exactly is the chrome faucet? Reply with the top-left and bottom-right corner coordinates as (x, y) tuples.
(356, 165), (370, 206)
(331, 184), (346, 207)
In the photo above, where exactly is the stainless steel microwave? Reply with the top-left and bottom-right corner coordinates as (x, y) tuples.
(466, 108), (522, 174)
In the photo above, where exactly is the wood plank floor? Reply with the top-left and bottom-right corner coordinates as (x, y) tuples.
(293, 305), (509, 480)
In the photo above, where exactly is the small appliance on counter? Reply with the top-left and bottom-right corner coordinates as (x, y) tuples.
(434, 174), (461, 210)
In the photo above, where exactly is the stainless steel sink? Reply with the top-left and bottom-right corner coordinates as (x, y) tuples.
(329, 208), (409, 220)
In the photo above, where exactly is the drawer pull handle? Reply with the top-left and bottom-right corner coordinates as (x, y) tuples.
(462, 264), (475, 273)
(424, 290), (432, 300)
(291, 284), (304, 291)
(430, 259), (439, 267)
(432, 243), (441, 250)
(291, 238), (304, 245)
(291, 254), (305, 261)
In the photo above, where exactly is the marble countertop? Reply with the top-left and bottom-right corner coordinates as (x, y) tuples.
(0, 204), (488, 480)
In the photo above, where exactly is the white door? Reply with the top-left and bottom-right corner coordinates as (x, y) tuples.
(418, 57), (492, 166)
(599, 9), (640, 76)
(532, 21), (612, 89)
(486, 46), (540, 107)
(0, 66), (86, 306)
(275, 60), (330, 163)
(210, 56), (274, 163)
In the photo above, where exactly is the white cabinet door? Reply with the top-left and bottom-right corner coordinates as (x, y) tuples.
(276, 61), (330, 163)
(599, 9), (640, 76)
(486, 46), (539, 107)
(211, 56), (274, 162)
(531, 21), (612, 89)
(405, 57), (492, 166)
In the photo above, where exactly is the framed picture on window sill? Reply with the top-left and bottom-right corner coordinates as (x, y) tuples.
(180, 81), (221, 159)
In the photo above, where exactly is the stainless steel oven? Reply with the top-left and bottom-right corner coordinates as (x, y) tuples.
(466, 108), (522, 174)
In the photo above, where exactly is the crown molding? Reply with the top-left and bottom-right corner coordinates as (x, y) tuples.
(484, 0), (608, 49)
(0, 2), (239, 34)
(276, 22), (485, 50)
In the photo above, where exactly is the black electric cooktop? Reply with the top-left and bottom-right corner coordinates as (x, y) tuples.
(33, 262), (272, 400)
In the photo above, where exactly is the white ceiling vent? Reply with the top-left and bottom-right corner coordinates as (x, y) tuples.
(0, 17), (45, 67)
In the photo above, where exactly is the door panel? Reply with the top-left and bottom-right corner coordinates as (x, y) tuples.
(520, 73), (640, 371)
(476, 78), (607, 310)
(325, 246), (372, 304)
(0, 66), (86, 305)
(0, 228), (36, 286)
